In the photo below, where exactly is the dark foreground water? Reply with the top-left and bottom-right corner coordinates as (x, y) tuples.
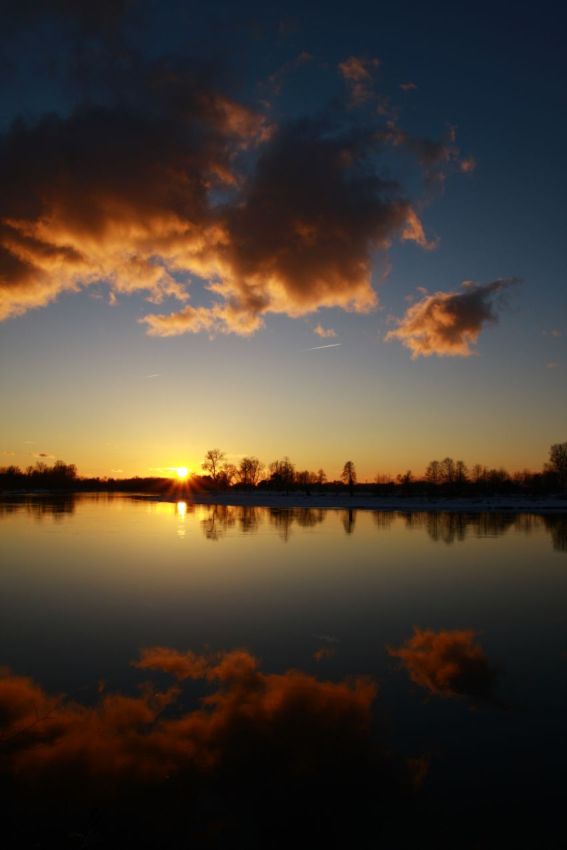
(1, 494), (566, 848)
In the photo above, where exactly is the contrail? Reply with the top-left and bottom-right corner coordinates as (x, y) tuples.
(303, 343), (342, 351)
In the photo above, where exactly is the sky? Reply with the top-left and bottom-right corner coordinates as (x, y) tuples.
(0, 0), (565, 480)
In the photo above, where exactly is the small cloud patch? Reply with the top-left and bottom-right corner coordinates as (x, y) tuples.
(385, 278), (519, 358)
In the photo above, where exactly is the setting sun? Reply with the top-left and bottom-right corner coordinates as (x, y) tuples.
(175, 466), (189, 480)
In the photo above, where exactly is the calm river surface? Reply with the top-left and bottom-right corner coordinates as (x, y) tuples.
(1, 494), (566, 848)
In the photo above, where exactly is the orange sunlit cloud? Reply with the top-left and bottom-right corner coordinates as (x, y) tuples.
(313, 323), (337, 338)
(0, 58), (473, 343)
(400, 208), (438, 251)
(385, 278), (519, 357)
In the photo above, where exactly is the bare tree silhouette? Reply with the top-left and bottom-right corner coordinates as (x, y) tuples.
(549, 442), (567, 488)
(341, 461), (356, 496)
(239, 456), (264, 487)
(269, 457), (295, 492)
(202, 449), (226, 483)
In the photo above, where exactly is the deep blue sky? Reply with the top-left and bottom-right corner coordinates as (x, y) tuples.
(1, 0), (565, 478)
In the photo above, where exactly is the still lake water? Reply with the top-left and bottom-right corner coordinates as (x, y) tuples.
(1, 494), (566, 847)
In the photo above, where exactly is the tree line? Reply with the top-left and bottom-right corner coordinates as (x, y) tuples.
(197, 445), (567, 496)
(1, 443), (566, 496)
(0, 460), (78, 489)
(200, 449), (357, 494)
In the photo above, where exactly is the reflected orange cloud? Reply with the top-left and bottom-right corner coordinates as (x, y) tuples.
(0, 649), (390, 787)
(1, 649), (424, 846)
(389, 628), (501, 704)
(313, 646), (336, 662)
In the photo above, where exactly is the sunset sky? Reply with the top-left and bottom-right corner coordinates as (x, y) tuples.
(1, 0), (565, 480)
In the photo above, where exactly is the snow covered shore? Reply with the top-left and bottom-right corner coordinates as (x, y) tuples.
(130, 491), (567, 513)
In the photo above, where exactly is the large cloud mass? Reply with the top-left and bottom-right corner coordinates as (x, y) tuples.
(0, 89), (267, 322)
(0, 6), (475, 339)
(0, 106), (428, 334)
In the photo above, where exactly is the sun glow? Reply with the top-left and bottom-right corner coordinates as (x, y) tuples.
(175, 466), (189, 480)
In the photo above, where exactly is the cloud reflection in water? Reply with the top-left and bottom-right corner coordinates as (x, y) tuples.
(1, 648), (422, 847)
(389, 628), (503, 706)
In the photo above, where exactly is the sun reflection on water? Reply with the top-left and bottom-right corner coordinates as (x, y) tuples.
(176, 500), (188, 537)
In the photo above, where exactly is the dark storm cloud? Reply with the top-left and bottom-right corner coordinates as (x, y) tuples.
(386, 279), (519, 357)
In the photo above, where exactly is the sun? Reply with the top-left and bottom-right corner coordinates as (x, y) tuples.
(175, 466), (189, 480)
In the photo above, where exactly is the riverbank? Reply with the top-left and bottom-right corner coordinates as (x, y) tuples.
(128, 490), (567, 513)
(2, 489), (566, 512)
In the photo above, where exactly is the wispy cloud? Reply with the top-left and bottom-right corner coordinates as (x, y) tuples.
(148, 466), (180, 476)
(313, 633), (340, 644)
(303, 343), (342, 351)
(338, 55), (381, 104)
(313, 324), (337, 338)
(459, 156), (476, 173)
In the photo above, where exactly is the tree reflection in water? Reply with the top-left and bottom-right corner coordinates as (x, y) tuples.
(0, 494), (76, 520)
(1, 496), (565, 552)
(543, 514), (567, 552)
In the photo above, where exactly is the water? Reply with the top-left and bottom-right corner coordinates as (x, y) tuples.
(1, 494), (566, 848)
